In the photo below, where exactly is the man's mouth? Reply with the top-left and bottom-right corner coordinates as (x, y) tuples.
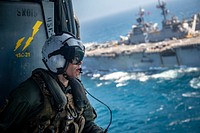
(76, 68), (82, 73)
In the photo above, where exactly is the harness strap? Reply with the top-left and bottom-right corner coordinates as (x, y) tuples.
(32, 73), (54, 132)
(77, 115), (85, 133)
(31, 69), (86, 133)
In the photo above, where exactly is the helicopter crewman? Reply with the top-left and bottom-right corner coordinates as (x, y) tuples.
(0, 32), (104, 133)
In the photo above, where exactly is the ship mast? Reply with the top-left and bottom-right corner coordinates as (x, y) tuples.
(136, 7), (145, 25)
(156, 0), (169, 27)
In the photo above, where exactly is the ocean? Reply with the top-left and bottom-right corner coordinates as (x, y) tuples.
(78, 0), (200, 132)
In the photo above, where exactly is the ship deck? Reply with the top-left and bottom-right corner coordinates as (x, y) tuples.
(85, 34), (200, 57)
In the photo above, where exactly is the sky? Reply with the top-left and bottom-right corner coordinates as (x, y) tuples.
(73, 0), (161, 22)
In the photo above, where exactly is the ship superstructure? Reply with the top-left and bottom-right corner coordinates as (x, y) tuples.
(119, 0), (199, 45)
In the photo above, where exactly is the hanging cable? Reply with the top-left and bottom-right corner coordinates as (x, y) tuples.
(85, 89), (112, 133)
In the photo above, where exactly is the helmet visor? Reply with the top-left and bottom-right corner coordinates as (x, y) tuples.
(70, 46), (85, 65)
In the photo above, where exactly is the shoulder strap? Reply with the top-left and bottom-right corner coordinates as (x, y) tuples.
(32, 68), (67, 111)
(31, 71), (54, 131)
(69, 78), (89, 110)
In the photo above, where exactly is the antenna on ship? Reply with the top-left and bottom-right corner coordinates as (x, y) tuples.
(156, 0), (169, 26)
(136, 7), (145, 25)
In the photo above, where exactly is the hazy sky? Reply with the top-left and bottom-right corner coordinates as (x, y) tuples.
(73, 0), (160, 22)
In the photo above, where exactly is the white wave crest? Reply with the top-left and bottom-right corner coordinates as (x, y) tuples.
(169, 117), (200, 126)
(151, 67), (200, 80)
(151, 70), (179, 80)
(100, 71), (149, 82)
(190, 77), (200, 89)
(89, 67), (200, 88)
(182, 92), (200, 98)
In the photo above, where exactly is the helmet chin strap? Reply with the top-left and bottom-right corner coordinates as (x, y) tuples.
(62, 62), (70, 80)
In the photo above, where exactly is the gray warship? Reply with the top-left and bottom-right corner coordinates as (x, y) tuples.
(83, 0), (200, 72)
(119, 0), (200, 44)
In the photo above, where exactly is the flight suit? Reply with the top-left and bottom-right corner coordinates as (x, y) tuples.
(0, 68), (104, 133)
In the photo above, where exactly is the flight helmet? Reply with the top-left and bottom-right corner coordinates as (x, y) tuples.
(42, 32), (85, 74)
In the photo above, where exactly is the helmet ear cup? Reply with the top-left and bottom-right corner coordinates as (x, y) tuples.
(43, 54), (66, 74)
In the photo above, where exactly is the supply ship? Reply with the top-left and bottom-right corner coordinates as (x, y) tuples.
(83, 0), (200, 72)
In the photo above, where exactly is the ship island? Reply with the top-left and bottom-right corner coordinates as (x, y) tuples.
(83, 0), (200, 72)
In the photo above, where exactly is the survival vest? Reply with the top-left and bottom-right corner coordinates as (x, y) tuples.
(30, 68), (89, 133)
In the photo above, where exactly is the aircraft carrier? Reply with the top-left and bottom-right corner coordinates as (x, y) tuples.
(83, 1), (200, 72)
(84, 35), (200, 72)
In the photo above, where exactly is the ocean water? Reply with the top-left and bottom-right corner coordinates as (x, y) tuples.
(79, 0), (200, 132)
(82, 68), (200, 133)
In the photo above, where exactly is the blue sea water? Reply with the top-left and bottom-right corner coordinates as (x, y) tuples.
(82, 68), (200, 133)
(78, 0), (200, 132)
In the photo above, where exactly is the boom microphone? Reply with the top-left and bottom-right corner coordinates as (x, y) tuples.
(79, 68), (82, 73)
